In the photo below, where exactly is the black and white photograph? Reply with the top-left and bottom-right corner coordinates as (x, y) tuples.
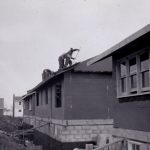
(0, 0), (150, 150)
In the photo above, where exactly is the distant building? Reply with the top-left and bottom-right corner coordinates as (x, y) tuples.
(4, 108), (13, 116)
(0, 98), (4, 115)
(13, 94), (23, 117)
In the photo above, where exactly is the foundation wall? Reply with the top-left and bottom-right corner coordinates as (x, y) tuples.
(23, 115), (113, 143)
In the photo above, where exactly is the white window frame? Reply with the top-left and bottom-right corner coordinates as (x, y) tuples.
(29, 97), (32, 111)
(127, 140), (141, 150)
(116, 47), (150, 98)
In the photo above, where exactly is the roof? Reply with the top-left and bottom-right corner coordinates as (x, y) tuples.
(13, 95), (22, 101)
(74, 57), (112, 73)
(87, 24), (150, 65)
(21, 91), (36, 100)
(22, 57), (112, 97)
(29, 63), (79, 93)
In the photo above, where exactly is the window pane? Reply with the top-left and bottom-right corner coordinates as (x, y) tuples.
(131, 74), (137, 89)
(121, 77), (126, 92)
(140, 52), (149, 71)
(142, 71), (149, 88)
(136, 145), (140, 150)
(55, 83), (62, 107)
(45, 88), (48, 104)
(129, 58), (137, 73)
(120, 62), (127, 77)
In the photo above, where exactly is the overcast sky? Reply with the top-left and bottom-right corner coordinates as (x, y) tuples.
(0, 0), (150, 109)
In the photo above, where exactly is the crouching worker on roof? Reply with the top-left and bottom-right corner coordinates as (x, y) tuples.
(58, 48), (80, 70)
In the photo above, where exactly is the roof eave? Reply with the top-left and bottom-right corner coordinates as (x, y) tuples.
(87, 24), (150, 66)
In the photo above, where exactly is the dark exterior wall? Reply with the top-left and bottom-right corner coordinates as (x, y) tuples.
(34, 87), (52, 118)
(0, 109), (3, 115)
(64, 71), (114, 120)
(112, 43), (150, 132)
(34, 77), (65, 119)
(24, 94), (35, 116)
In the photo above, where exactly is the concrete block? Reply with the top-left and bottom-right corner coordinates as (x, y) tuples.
(75, 134), (83, 139)
(93, 129), (101, 134)
(70, 130), (79, 135)
(82, 134), (90, 140)
(86, 130), (93, 134)
(82, 126), (90, 130)
(66, 135), (75, 141)
(90, 126), (98, 130)
(79, 130), (86, 134)
(62, 131), (70, 135)
(67, 126), (75, 131)
(74, 126), (83, 130)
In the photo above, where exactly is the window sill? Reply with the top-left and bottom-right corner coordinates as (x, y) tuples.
(117, 91), (150, 98)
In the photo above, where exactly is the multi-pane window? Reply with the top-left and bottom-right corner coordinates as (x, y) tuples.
(117, 49), (150, 97)
(55, 83), (62, 108)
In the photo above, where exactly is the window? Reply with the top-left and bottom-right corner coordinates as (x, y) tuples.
(36, 92), (39, 106)
(55, 83), (62, 108)
(120, 62), (127, 93)
(41, 91), (43, 105)
(19, 102), (21, 105)
(129, 57), (137, 91)
(140, 52), (150, 90)
(45, 88), (48, 105)
(29, 98), (32, 110)
(19, 109), (22, 112)
(128, 140), (141, 150)
(117, 49), (150, 97)
(132, 144), (140, 150)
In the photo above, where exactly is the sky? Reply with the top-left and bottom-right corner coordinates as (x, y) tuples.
(0, 0), (150, 109)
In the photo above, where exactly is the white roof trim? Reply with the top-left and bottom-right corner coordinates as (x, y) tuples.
(21, 92), (36, 100)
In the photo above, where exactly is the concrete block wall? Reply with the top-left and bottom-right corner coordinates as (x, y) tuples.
(23, 115), (113, 144)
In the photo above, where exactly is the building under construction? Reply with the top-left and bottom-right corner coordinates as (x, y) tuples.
(22, 56), (114, 150)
